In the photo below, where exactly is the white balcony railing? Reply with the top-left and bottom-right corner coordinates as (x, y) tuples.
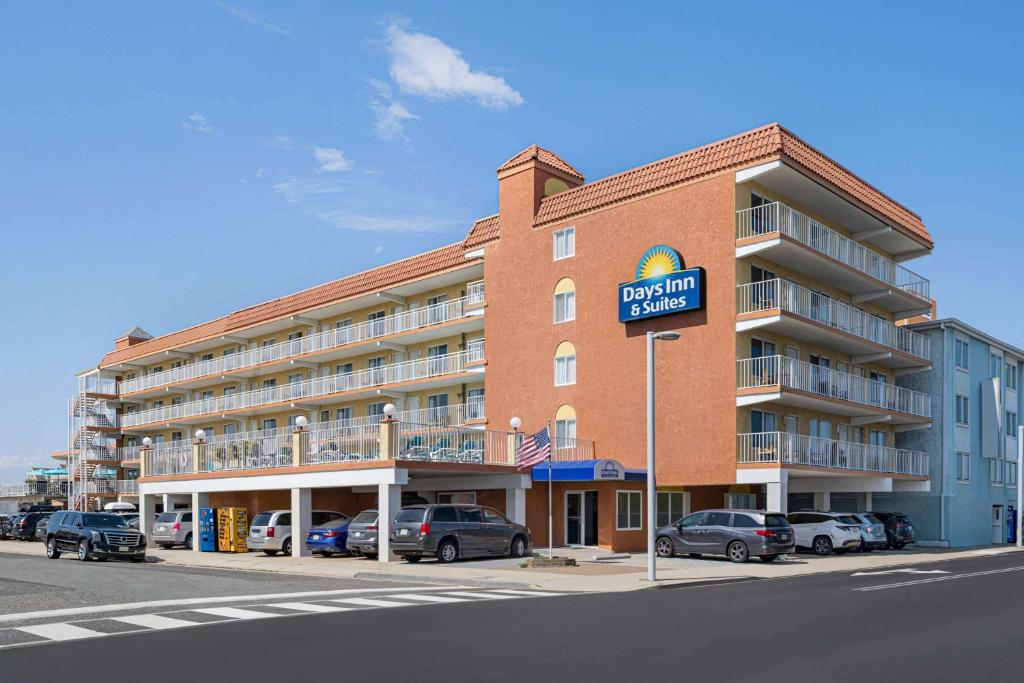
(122, 346), (484, 428)
(467, 280), (485, 304)
(738, 432), (929, 476)
(119, 294), (482, 396)
(737, 202), (930, 300)
(737, 279), (930, 360)
(0, 483), (32, 497)
(737, 356), (931, 418)
(113, 480), (139, 494)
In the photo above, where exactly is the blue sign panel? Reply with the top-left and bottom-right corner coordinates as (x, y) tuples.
(618, 245), (703, 323)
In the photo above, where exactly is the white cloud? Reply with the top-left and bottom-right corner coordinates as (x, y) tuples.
(373, 245), (384, 254)
(372, 99), (418, 142)
(181, 111), (214, 133)
(216, 1), (292, 39)
(255, 168), (267, 179)
(317, 211), (454, 234)
(313, 146), (354, 173)
(272, 178), (347, 204)
(385, 23), (523, 109)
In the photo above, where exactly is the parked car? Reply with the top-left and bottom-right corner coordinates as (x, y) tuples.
(33, 515), (52, 542)
(787, 511), (862, 555)
(655, 509), (794, 563)
(390, 504), (531, 563)
(848, 512), (887, 551)
(0, 514), (15, 539)
(13, 511), (51, 541)
(870, 511), (917, 549)
(305, 514), (353, 557)
(249, 509), (346, 556)
(45, 511), (146, 562)
(346, 510), (379, 558)
(152, 511), (194, 549)
(122, 513), (140, 530)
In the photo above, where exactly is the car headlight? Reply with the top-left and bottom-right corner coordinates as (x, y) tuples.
(90, 530), (102, 542)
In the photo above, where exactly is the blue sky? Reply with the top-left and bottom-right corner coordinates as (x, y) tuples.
(1, 2), (1021, 479)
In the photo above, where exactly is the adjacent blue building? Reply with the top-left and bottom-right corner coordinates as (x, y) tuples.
(875, 319), (1021, 547)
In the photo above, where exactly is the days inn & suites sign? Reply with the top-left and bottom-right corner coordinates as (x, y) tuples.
(618, 245), (704, 323)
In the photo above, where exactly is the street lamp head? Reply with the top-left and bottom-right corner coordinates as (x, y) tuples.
(654, 331), (680, 341)
(383, 403), (396, 418)
(294, 416), (308, 429)
(510, 416), (522, 431)
(141, 437), (153, 447)
(194, 429), (206, 441)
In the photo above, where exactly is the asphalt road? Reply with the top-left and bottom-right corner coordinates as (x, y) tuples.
(1, 549), (1022, 682)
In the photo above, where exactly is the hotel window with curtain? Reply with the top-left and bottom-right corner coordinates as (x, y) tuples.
(553, 278), (576, 323)
(554, 341), (577, 386)
(656, 492), (689, 527)
(616, 491), (642, 530)
(554, 404), (576, 448)
(553, 227), (575, 260)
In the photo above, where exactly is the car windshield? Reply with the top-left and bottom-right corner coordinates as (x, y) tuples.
(395, 508), (425, 523)
(156, 513), (177, 523)
(83, 514), (128, 528)
(352, 511), (378, 525)
(862, 514), (881, 524)
(250, 513), (273, 527)
(837, 515), (861, 525)
(764, 514), (789, 527)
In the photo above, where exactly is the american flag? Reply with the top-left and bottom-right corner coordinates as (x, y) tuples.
(516, 426), (551, 470)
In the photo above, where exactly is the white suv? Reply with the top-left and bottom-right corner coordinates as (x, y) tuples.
(786, 511), (862, 556)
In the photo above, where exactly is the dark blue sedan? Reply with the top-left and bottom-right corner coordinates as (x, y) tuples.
(305, 516), (352, 557)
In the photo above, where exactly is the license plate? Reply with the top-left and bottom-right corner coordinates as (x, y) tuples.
(119, 546), (129, 552)
(399, 528), (410, 536)
(779, 534), (790, 542)
(311, 534), (320, 540)
(353, 531), (362, 538)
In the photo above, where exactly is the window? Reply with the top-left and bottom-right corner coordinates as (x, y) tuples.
(482, 509), (506, 524)
(724, 493), (757, 510)
(956, 451), (971, 482)
(152, 400), (164, 409)
(262, 418), (277, 431)
(223, 424), (238, 436)
(956, 394), (970, 425)
(554, 341), (577, 386)
(1007, 411), (1018, 437)
(288, 415), (302, 428)
(200, 353), (214, 363)
(430, 507), (457, 522)
(616, 491), (642, 530)
(467, 388), (485, 419)
(368, 403), (386, 418)
(171, 396), (183, 406)
(991, 353), (1003, 379)
(1007, 362), (1019, 391)
(171, 431), (183, 442)
(955, 338), (970, 371)
(152, 366), (163, 374)
(288, 373), (303, 384)
(679, 512), (705, 527)
(553, 227), (575, 260)
(201, 390), (214, 400)
(553, 278), (576, 323)
(336, 363), (353, 376)
(458, 508), (484, 524)
(1007, 461), (1018, 487)
(335, 407), (352, 422)
(991, 459), (1004, 485)
(320, 410), (330, 423)
(554, 405), (576, 447)
(656, 491), (689, 527)
(750, 410), (777, 433)
(706, 511), (732, 526)
(170, 360), (182, 370)
(731, 514), (759, 528)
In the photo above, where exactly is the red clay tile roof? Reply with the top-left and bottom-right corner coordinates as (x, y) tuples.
(533, 123), (931, 246)
(99, 243), (479, 368)
(463, 213), (501, 249)
(497, 144), (584, 180)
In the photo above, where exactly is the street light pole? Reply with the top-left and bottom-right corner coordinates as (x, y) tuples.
(1017, 424), (1022, 549)
(646, 330), (679, 582)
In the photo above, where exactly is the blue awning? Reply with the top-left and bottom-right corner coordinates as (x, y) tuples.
(531, 459), (646, 482)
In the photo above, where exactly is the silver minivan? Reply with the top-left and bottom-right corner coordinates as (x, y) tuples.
(152, 510), (193, 549)
(249, 509), (346, 556)
(654, 509), (795, 563)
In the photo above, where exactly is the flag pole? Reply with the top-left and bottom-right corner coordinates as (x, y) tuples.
(547, 422), (553, 559)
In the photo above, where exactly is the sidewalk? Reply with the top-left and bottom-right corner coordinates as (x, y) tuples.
(4, 539), (1021, 592)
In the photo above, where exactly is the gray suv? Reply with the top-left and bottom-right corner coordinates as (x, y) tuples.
(390, 504), (531, 563)
(655, 509), (795, 563)
(152, 511), (193, 549)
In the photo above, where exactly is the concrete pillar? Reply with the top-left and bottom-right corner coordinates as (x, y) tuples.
(191, 491), (210, 553)
(291, 429), (304, 467)
(863, 492), (873, 512)
(139, 446), (150, 478)
(290, 487), (312, 557)
(377, 482), (402, 563)
(191, 443), (202, 474)
(379, 418), (399, 460)
(814, 491), (831, 511)
(505, 487), (526, 525)
(162, 494), (171, 513)
(139, 493), (155, 545)
(767, 480), (788, 514)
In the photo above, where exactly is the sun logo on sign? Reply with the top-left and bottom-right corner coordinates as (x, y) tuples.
(635, 245), (682, 281)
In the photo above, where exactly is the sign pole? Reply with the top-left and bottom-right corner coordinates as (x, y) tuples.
(548, 422), (553, 559)
(1017, 424), (1022, 548)
(646, 331), (656, 582)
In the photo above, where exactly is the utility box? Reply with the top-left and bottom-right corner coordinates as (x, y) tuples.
(199, 507), (218, 552)
(216, 507), (248, 552)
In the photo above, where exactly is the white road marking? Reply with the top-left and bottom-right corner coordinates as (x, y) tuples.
(270, 602), (352, 613)
(392, 594), (471, 603)
(851, 569), (950, 577)
(442, 591), (520, 600)
(855, 565), (1024, 591)
(0, 585), (470, 623)
(330, 597), (418, 608)
(190, 607), (279, 620)
(112, 614), (199, 630)
(16, 623), (104, 641)
(492, 589), (566, 597)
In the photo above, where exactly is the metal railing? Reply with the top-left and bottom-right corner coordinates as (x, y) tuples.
(142, 443), (195, 476)
(397, 423), (517, 466)
(737, 279), (930, 360)
(119, 294), (482, 396)
(467, 280), (485, 304)
(305, 424), (381, 465)
(113, 480), (139, 494)
(737, 202), (930, 300)
(737, 432), (929, 476)
(0, 483), (32, 497)
(737, 356), (931, 417)
(550, 436), (597, 462)
(79, 376), (118, 395)
(122, 347), (484, 428)
(197, 428), (294, 473)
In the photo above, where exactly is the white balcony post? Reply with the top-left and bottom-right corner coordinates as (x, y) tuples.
(290, 487), (312, 558)
(377, 482), (401, 563)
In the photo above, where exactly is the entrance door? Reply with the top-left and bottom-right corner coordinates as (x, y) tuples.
(993, 505), (1004, 544)
(565, 491), (598, 546)
(584, 491), (598, 546)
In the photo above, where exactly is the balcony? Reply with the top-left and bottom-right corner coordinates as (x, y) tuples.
(736, 202), (930, 313)
(737, 279), (930, 367)
(0, 483), (32, 497)
(122, 346), (485, 430)
(737, 356), (931, 427)
(113, 480), (139, 494)
(119, 293), (485, 398)
(737, 432), (929, 476)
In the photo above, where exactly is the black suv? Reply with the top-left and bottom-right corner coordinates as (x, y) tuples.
(871, 511), (916, 549)
(12, 512), (50, 541)
(45, 511), (146, 562)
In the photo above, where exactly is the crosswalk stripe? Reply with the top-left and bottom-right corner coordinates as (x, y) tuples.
(329, 597), (419, 608)
(492, 589), (565, 597)
(16, 623), (104, 641)
(190, 607), (279, 620)
(441, 591), (520, 600)
(391, 593), (472, 603)
(270, 602), (353, 613)
(111, 614), (200, 630)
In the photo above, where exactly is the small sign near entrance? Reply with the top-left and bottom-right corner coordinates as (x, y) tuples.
(618, 245), (703, 323)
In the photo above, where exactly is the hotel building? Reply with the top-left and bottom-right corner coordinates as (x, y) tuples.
(65, 123), (937, 555)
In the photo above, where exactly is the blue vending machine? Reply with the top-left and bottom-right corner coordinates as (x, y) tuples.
(199, 507), (218, 552)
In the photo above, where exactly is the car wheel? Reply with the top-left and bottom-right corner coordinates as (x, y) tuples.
(437, 539), (458, 563)
(78, 540), (91, 562)
(812, 536), (834, 556)
(320, 551), (334, 558)
(405, 555), (422, 563)
(281, 539), (292, 556)
(655, 537), (674, 558)
(159, 544), (173, 550)
(510, 536), (527, 558)
(184, 534), (193, 550)
(263, 549), (278, 556)
(46, 538), (60, 560)
(727, 541), (749, 564)
(759, 554), (779, 563)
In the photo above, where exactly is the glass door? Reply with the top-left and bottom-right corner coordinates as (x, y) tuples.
(566, 492), (582, 546)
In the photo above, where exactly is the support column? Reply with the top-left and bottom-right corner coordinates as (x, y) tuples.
(505, 487), (526, 525)
(191, 491), (210, 553)
(766, 479), (788, 514)
(814, 491), (831, 511)
(863, 492), (873, 512)
(139, 493), (154, 545)
(379, 418), (399, 460)
(290, 487), (312, 557)
(161, 494), (171, 513)
(377, 482), (402, 563)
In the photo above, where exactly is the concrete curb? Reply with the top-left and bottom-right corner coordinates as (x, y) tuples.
(352, 572), (533, 589)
